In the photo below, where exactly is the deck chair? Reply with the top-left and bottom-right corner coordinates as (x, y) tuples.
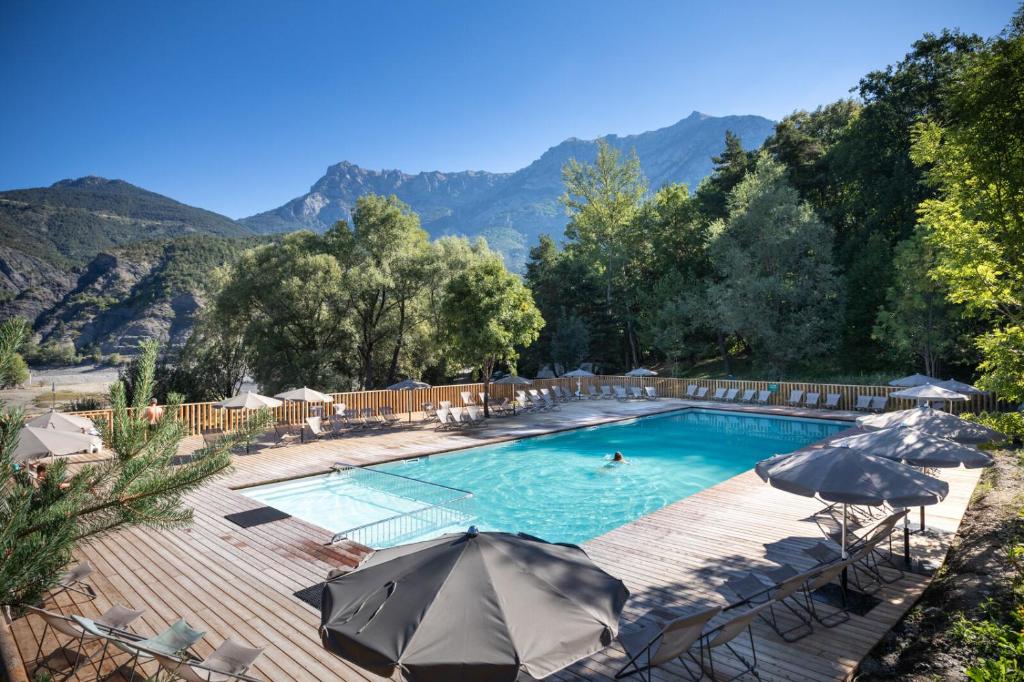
(304, 416), (330, 440)
(724, 388), (739, 402)
(379, 406), (402, 427)
(684, 384), (698, 398)
(449, 406), (472, 428)
(359, 407), (384, 429)
(490, 397), (513, 416)
(434, 407), (453, 430)
(712, 387), (727, 401)
(600, 385), (614, 399)
(95, 617), (206, 681)
(515, 391), (532, 412)
(739, 389), (756, 403)
(200, 427), (225, 449)
(26, 604), (144, 678)
(644, 386), (658, 400)
(854, 395), (873, 411)
(421, 402), (438, 422)
(465, 405), (486, 426)
(804, 392), (821, 408)
(786, 389), (804, 406)
(871, 395), (888, 412)
(332, 402), (346, 416)
(823, 393), (841, 409)
(542, 393), (562, 411)
(694, 386), (709, 399)
(43, 561), (96, 604)
(587, 385), (600, 400)
(460, 391), (476, 407)
(614, 386), (629, 401)
(438, 400), (452, 410)
(799, 558), (853, 628)
(724, 568), (816, 642)
(273, 423), (300, 447)
(150, 639), (264, 682)
(550, 385), (567, 402)
(700, 602), (773, 682)
(629, 386), (645, 400)
(755, 390), (771, 405)
(615, 605), (722, 681)
(527, 390), (547, 410)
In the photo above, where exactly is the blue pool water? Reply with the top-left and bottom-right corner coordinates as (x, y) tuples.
(241, 409), (847, 548)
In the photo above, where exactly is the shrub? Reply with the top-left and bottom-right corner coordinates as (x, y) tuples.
(964, 412), (1024, 446)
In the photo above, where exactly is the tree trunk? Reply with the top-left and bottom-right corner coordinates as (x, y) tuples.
(386, 301), (407, 386)
(482, 359), (494, 418)
(717, 331), (732, 376)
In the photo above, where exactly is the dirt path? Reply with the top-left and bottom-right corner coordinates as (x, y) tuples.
(858, 448), (1023, 680)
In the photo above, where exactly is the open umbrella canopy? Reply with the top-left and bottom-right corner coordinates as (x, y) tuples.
(213, 391), (283, 410)
(889, 373), (938, 387)
(857, 406), (1004, 444)
(934, 378), (985, 395)
(624, 368), (657, 377)
(889, 384), (968, 402)
(830, 426), (994, 469)
(274, 386), (333, 403)
(562, 369), (595, 377)
(493, 375), (532, 385)
(13, 426), (98, 462)
(320, 530), (629, 682)
(388, 379), (431, 391)
(756, 447), (949, 507)
(26, 410), (95, 433)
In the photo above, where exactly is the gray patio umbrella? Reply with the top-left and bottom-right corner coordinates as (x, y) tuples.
(830, 425), (993, 534)
(624, 368), (657, 377)
(274, 386), (334, 403)
(562, 368), (595, 397)
(26, 410), (96, 434)
(889, 373), (938, 387)
(213, 391), (283, 410)
(493, 375), (532, 385)
(934, 378), (985, 395)
(13, 426), (98, 463)
(889, 384), (968, 407)
(388, 379), (431, 422)
(857, 406), (1005, 445)
(320, 529), (629, 682)
(756, 448), (948, 584)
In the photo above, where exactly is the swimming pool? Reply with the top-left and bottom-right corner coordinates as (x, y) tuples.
(240, 409), (847, 548)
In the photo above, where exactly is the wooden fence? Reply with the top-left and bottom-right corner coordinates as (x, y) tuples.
(67, 376), (1003, 437)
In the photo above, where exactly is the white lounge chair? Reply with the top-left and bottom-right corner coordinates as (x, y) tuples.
(694, 386), (709, 399)
(150, 639), (264, 682)
(823, 393), (841, 409)
(644, 386), (658, 400)
(600, 385), (614, 400)
(629, 386), (644, 400)
(460, 391), (477, 407)
(614, 386), (629, 401)
(755, 390), (771, 405)
(724, 388), (739, 402)
(786, 389), (804, 407)
(712, 388), (727, 401)
(684, 384), (698, 398)
(803, 392), (820, 408)
(854, 395), (873, 411)
(739, 389), (756, 403)
(871, 395), (888, 412)
(586, 385), (600, 400)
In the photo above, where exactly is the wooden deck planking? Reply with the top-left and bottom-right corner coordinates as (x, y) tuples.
(9, 398), (980, 681)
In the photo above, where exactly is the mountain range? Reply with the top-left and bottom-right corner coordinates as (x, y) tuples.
(0, 111), (774, 354)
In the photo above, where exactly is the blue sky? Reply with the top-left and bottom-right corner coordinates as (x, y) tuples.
(0, 0), (1016, 218)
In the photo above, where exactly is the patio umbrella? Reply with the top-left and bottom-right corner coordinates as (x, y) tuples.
(830, 425), (993, 535)
(562, 368), (595, 397)
(213, 391), (283, 410)
(624, 368), (657, 377)
(26, 410), (96, 434)
(13, 426), (98, 463)
(857, 406), (1005, 445)
(889, 373), (938, 387)
(388, 379), (431, 422)
(274, 386), (334, 403)
(934, 378), (985, 395)
(889, 384), (968, 407)
(756, 448), (948, 586)
(493, 375), (532, 385)
(320, 529), (629, 682)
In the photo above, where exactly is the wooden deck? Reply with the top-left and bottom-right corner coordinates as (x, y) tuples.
(9, 399), (981, 681)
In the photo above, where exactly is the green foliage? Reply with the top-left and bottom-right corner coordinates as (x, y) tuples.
(24, 341), (81, 367)
(441, 258), (544, 415)
(0, 340), (271, 607)
(708, 154), (841, 375)
(550, 311), (590, 371)
(965, 412), (1024, 445)
(694, 130), (755, 221)
(0, 317), (30, 388)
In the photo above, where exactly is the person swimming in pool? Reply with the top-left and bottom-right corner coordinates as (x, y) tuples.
(612, 451), (624, 462)
(602, 451), (628, 468)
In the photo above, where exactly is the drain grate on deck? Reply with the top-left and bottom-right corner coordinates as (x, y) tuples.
(225, 506), (291, 528)
(810, 584), (882, 616)
(294, 582), (324, 609)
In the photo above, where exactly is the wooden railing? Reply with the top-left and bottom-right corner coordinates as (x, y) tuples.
(68, 376), (1003, 437)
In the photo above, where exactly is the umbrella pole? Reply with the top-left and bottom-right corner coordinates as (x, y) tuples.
(903, 508), (911, 568)
(920, 505), (926, 533)
(408, 391), (412, 423)
(841, 503), (849, 596)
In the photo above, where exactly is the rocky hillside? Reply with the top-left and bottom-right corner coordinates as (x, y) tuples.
(242, 112), (775, 269)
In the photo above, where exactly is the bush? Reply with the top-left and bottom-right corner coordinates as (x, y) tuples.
(25, 341), (81, 367)
(105, 353), (123, 366)
(67, 396), (105, 411)
(965, 412), (1024, 446)
(2, 353), (29, 388)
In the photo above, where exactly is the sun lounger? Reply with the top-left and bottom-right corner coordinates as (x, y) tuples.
(305, 416), (331, 440)
(515, 391), (532, 412)
(380, 406), (402, 426)
(724, 388), (739, 402)
(823, 393), (841, 409)
(421, 402), (438, 422)
(26, 604), (145, 677)
(150, 639), (264, 682)
(359, 408), (384, 429)
(616, 605), (722, 681)
(854, 395), (874, 411)
(712, 387), (727, 401)
(685, 384), (698, 398)
(439, 400), (452, 410)
(273, 423), (300, 447)
(613, 385), (629, 401)
(695, 386), (709, 399)
(460, 391), (477, 407)
(44, 561), (96, 603)
(600, 385), (614, 399)
(871, 395), (888, 412)
(201, 427), (225, 449)
(586, 385), (600, 400)
(94, 617), (207, 680)
(434, 407), (453, 430)
(465, 405), (486, 426)
(542, 393), (561, 411)
(786, 389), (804, 407)
(528, 390), (547, 410)
(804, 392), (820, 408)
(629, 386), (644, 399)
(739, 389), (756, 403)
(699, 603), (774, 680)
(644, 386), (658, 400)
(489, 397), (513, 416)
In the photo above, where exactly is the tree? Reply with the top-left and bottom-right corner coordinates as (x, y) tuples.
(709, 154), (841, 375)
(0, 341), (271, 606)
(912, 11), (1024, 400)
(550, 311), (589, 371)
(873, 230), (960, 377)
(694, 131), (755, 221)
(561, 140), (648, 367)
(0, 317), (30, 388)
(441, 259), (544, 416)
